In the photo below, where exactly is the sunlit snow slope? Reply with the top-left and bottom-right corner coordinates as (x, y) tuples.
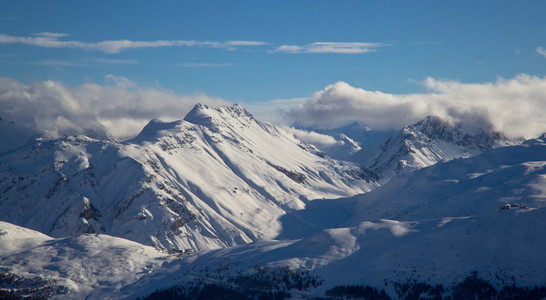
(1, 135), (545, 299)
(0, 104), (379, 252)
(0, 221), (170, 299)
(356, 116), (517, 178)
(169, 134), (546, 290)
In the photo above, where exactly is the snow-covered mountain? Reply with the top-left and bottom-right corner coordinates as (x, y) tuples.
(1, 134), (545, 299)
(0, 221), (171, 299)
(288, 128), (362, 162)
(355, 115), (518, 178)
(0, 104), (379, 252)
(294, 121), (397, 150)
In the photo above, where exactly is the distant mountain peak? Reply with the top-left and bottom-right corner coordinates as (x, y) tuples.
(128, 119), (184, 144)
(402, 115), (513, 150)
(184, 103), (255, 128)
(356, 115), (518, 178)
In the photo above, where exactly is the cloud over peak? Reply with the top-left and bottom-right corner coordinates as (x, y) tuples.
(0, 76), (229, 143)
(287, 75), (546, 139)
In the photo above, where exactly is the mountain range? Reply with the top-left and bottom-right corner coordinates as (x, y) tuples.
(0, 104), (544, 299)
(0, 104), (378, 252)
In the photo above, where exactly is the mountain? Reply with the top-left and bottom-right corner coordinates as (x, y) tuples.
(0, 104), (380, 252)
(1, 134), (545, 299)
(0, 221), (170, 299)
(295, 121), (397, 150)
(355, 115), (518, 178)
(289, 128), (363, 162)
(144, 133), (546, 295)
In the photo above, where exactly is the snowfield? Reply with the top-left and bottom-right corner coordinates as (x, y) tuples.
(0, 221), (173, 299)
(1, 105), (545, 299)
(0, 104), (379, 253)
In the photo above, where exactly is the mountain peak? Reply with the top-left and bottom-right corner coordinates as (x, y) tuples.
(184, 103), (254, 128)
(408, 115), (454, 141)
(405, 115), (511, 151)
(128, 118), (184, 143)
(357, 115), (518, 178)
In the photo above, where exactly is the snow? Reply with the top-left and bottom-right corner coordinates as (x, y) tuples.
(153, 136), (546, 293)
(355, 115), (519, 178)
(0, 221), (171, 299)
(1, 107), (545, 298)
(0, 104), (379, 253)
(0, 221), (52, 255)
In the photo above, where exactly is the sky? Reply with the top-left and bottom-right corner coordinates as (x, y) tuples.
(1, 0), (546, 141)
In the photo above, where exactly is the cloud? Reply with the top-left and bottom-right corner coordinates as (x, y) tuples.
(34, 57), (138, 68)
(0, 33), (267, 53)
(225, 40), (268, 46)
(0, 76), (230, 143)
(272, 42), (390, 54)
(283, 127), (338, 146)
(244, 97), (309, 125)
(537, 47), (546, 58)
(34, 32), (69, 38)
(285, 75), (546, 139)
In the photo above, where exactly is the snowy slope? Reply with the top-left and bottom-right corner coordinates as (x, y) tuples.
(355, 115), (517, 178)
(0, 221), (52, 256)
(288, 127), (363, 162)
(0, 104), (379, 252)
(159, 134), (546, 293)
(0, 221), (171, 299)
(1, 135), (545, 299)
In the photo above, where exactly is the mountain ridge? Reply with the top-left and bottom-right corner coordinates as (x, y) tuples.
(355, 115), (518, 178)
(1, 134), (545, 299)
(0, 104), (379, 252)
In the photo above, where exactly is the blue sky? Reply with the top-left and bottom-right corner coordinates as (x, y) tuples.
(1, 1), (546, 140)
(2, 1), (545, 101)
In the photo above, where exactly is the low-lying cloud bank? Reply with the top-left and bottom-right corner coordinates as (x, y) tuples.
(0, 76), (229, 142)
(1, 73), (545, 153)
(286, 74), (546, 138)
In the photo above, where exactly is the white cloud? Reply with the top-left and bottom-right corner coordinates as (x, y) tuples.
(0, 76), (230, 141)
(0, 33), (267, 53)
(537, 47), (546, 58)
(34, 58), (138, 68)
(243, 97), (309, 125)
(34, 32), (70, 38)
(283, 127), (338, 146)
(270, 45), (304, 54)
(272, 42), (390, 54)
(285, 75), (546, 139)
